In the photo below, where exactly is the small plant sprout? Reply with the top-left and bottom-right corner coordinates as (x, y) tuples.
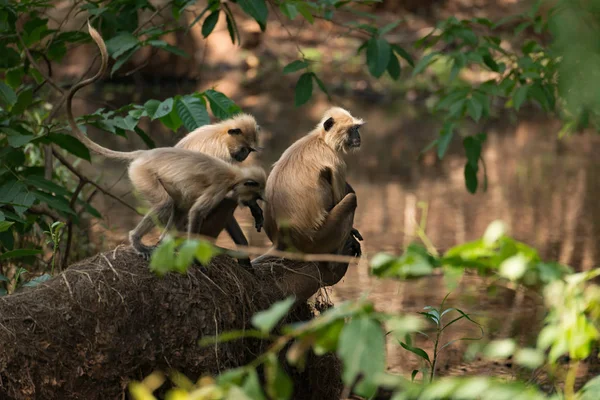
(44, 221), (66, 275)
(399, 292), (484, 382)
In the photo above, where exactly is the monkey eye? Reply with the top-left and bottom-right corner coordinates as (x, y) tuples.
(244, 180), (260, 187)
(248, 147), (257, 153)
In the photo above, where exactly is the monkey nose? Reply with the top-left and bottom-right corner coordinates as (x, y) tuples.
(350, 138), (361, 147)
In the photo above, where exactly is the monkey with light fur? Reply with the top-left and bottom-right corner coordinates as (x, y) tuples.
(66, 24), (267, 261)
(264, 107), (364, 255)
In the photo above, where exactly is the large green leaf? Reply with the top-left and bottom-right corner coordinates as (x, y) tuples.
(175, 96), (210, 131)
(294, 72), (313, 106)
(283, 60), (309, 74)
(251, 296), (295, 333)
(147, 40), (189, 58)
(106, 32), (139, 58)
(387, 52), (401, 80)
(0, 221), (14, 233)
(202, 10), (220, 37)
(47, 134), (91, 161)
(337, 317), (386, 398)
(0, 248), (43, 261)
(237, 0), (268, 31)
(0, 82), (17, 108)
(154, 98), (175, 119)
(366, 37), (391, 78)
(204, 89), (241, 119)
(32, 191), (76, 216)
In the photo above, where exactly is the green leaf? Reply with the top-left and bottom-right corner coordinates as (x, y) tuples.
(134, 127), (156, 149)
(0, 82), (17, 108)
(186, 3), (212, 33)
(47, 41), (67, 61)
(312, 73), (329, 98)
(143, 99), (161, 120)
(0, 47), (20, 69)
(392, 44), (414, 67)
(366, 37), (391, 78)
(467, 97), (483, 122)
(175, 239), (199, 273)
(294, 72), (313, 106)
(154, 98), (175, 119)
(11, 88), (33, 114)
(400, 341), (431, 364)
(225, 11), (239, 44)
(264, 355), (293, 400)
(280, 3), (298, 20)
(387, 52), (401, 80)
(437, 122), (454, 159)
(283, 60), (309, 74)
(251, 296), (295, 333)
(147, 40), (189, 58)
(32, 191), (76, 216)
(150, 237), (177, 277)
(204, 89), (241, 119)
(106, 32), (139, 58)
(22, 274), (52, 287)
(0, 221), (14, 233)
(110, 47), (138, 76)
(464, 163), (478, 194)
(237, 0), (268, 31)
(202, 10), (220, 37)
(47, 134), (91, 161)
(513, 85), (528, 111)
(412, 52), (438, 76)
(463, 136), (481, 169)
(297, 2), (314, 23)
(25, 176), (71, 197)
(195, 240), (216, 265)
(3, 127), (35, 148)
(175, 96), (210, 131)
(338, 317), (386, 398)
(380, 21), (401, 35)
(159, 110), (183, 131)
(0, 248), (43, 261)
(242, 369), (266, 400)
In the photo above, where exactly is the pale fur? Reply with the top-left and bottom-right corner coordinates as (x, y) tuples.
(175, 113), (259, 162)
(264, 107), (363, 253)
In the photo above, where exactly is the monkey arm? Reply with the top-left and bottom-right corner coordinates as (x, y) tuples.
(187, 193), (223, 240)
(225, 217), (249, 246)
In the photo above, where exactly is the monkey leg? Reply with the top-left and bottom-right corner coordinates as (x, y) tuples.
(224, 217), (254, 270)
(296, 192), (358, 254)
(129, 200), (173, 260)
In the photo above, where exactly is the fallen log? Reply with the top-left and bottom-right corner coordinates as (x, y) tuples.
(0, 246), (354, 400)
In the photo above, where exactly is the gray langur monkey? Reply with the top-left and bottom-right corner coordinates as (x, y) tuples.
(263, 107), (364, 256)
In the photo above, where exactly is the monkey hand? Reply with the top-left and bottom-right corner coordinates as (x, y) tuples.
(248, 201), (264, 232)
(346, 234), (362, 258)
(351, 228), (363, 242)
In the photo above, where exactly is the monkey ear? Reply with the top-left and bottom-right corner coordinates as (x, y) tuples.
(323, 117), (334, 131)
(228, 128), (242, 135)
(244, 180), (260, 187)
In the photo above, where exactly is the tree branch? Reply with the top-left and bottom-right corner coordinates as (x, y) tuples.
(61, 179), (87, 269)
(52, 149), (140, 215)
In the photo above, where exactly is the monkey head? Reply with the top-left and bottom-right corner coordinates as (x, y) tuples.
(318, 107), (364, 153)
(223, 113), (261, 162)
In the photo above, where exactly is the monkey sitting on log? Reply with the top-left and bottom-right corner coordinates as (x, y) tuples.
(66, 24), (266, 262)
(264, 107), (364, 256)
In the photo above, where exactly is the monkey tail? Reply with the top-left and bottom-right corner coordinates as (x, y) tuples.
(65, 22), (143, 161)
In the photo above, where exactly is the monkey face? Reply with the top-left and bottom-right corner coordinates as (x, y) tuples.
(225, 114), (261, 163)
(346, 124), (362, 149)
(320, 107), (364, 153)
(230, 145), (257, 162)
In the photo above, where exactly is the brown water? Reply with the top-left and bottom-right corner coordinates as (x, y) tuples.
(78, 84), (600, 380)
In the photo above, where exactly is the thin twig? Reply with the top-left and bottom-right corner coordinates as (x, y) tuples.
(52, 149), (140, 215)
(15, 27), (64, 94)
(62, 179), (87, 269)
(133, 3), (171, 36)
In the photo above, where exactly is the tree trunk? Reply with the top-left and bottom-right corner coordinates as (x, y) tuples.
(0, 247), (349, 400)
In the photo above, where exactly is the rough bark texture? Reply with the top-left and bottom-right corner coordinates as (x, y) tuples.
(0, 247), (344, 400)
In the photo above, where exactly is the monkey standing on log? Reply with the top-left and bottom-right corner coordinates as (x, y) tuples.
(173, 114), (263, 265)
(264, 107), (364, 256)
(65, 24), (266, 262)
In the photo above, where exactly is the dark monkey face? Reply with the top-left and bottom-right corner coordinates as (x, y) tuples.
(228, 128), (258, 162)
(346, 124), (362, 148)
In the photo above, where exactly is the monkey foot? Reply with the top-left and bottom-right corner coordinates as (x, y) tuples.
(133, 245), (155, 261)
(351, 228), (363, 242)
(348, 236), (362, 258)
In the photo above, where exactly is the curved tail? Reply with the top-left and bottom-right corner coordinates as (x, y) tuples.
(66, 22), (143, 161)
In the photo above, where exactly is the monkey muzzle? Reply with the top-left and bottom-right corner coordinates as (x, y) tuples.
(347, 126), (361, 148)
